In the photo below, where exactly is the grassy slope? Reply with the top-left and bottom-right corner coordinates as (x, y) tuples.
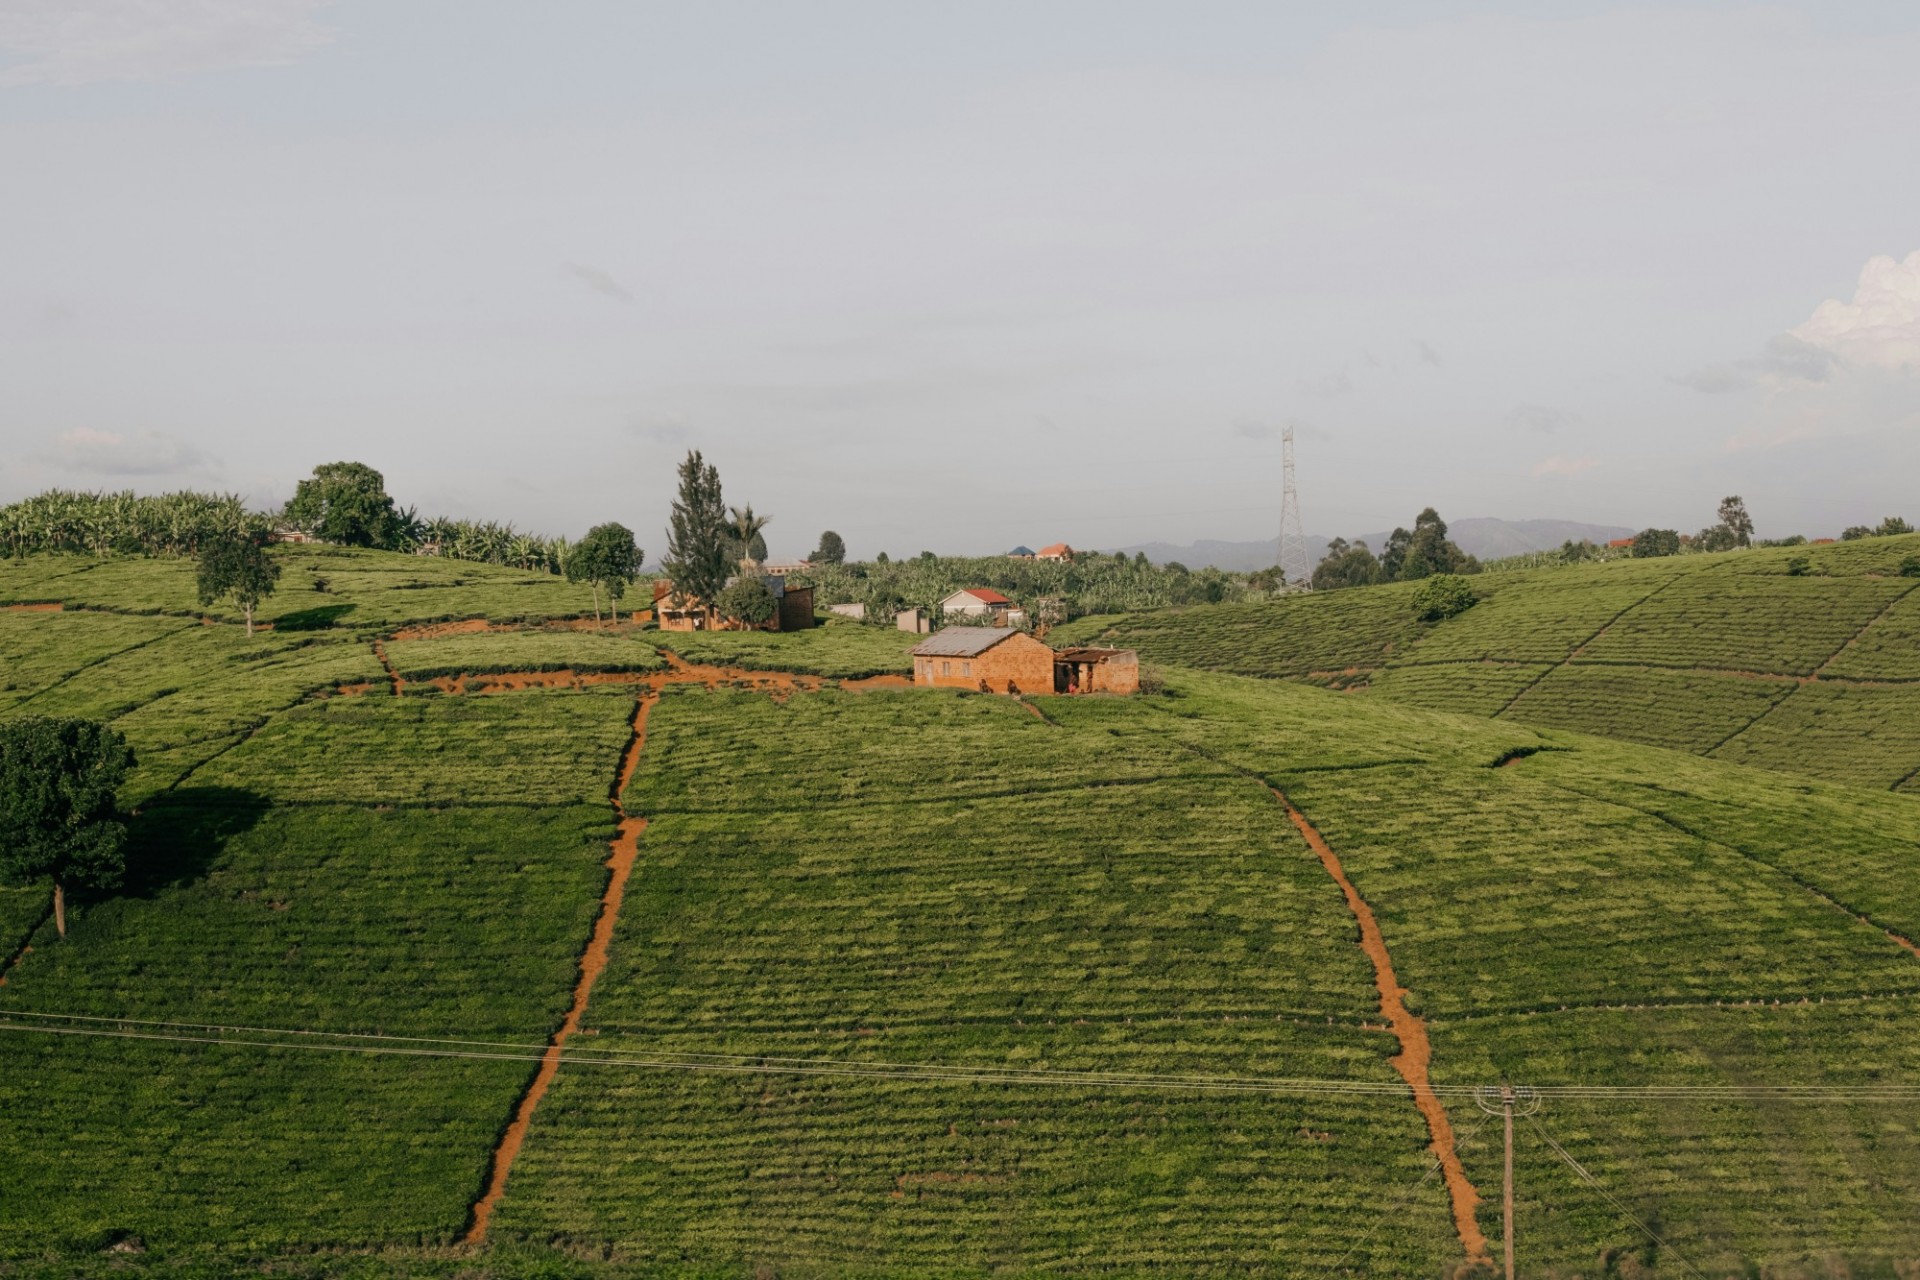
(3, 551), (1920, 1275)
(1068, 533), (1920, 790)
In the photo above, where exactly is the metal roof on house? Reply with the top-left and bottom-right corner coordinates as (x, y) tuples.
(1036, 543), (1073, 557)
(910, 627), (1020, 658)
(1007, 545), (1034, 556)
(944, 587), (1012, 605)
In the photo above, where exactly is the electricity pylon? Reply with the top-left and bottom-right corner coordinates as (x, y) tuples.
(1278, 425), (1310, 590)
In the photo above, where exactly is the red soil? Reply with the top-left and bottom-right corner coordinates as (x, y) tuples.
(2, 602), (62, 612)
(1273, 787), (1489, 1262)
(463, 693), (656, 1244)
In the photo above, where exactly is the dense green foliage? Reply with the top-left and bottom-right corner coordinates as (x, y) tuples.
(811, 529), (846, 564)
(1411, 573), (1476, 620)
(713, 574), (776, 625)
(657, 621), (914, 679)
(281, 461), (408, 548)
(0, 489), (266, 559)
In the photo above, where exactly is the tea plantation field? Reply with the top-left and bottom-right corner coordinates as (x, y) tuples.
(2, 545), (1919, 1278)
(1069, 532), (1920, 791)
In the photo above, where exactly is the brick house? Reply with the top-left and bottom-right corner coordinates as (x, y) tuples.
(911, 627), (1056, 694)
(653, 575), (814, 632)
(911, 628), (1138, 696)
(1035, 543), (1074, 562)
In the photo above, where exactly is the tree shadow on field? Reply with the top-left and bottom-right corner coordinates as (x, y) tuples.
(120, 787), (272, 898)
(273, 603), (357, 631)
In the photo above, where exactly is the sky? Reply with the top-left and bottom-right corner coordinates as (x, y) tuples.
(2, 1), (1917, 558)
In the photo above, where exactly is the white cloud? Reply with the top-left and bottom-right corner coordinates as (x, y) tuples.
(1789, 251), (1920, 373)
(1530, 454), (1598, 479)
(0, 0), (333, 88)
(41, 427), (206, 475)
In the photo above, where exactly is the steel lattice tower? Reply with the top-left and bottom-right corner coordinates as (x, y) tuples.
(1278, 425), (1310, 590)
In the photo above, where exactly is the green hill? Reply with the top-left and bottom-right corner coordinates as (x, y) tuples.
(1054, 533), (1920, 793)
(2, 545), (1919, 1277)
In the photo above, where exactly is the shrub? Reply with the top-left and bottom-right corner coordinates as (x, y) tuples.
(715, 576), (777, 626)
(1413, 574), (1476, 621)
(1900, 556), (1920, 579)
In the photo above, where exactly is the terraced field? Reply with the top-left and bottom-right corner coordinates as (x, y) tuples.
(1075, 533), (1920, 790)
(3, 544), (1919, 1277)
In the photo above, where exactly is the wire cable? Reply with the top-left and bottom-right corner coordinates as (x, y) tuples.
(1526, 1113), (1712, 1280)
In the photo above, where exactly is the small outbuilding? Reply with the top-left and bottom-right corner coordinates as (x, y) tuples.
(1053, 646), (1139, 695)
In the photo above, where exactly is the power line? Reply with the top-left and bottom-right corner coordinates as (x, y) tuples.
(5, 1010), (1920, 1102)
(1324, 1110), (1496, 1275)
(1526, 1112), (1713, 1280)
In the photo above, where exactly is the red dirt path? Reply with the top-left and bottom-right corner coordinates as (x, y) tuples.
(1273, 787), (1489, 1262)
(462, 693), (656, 1244)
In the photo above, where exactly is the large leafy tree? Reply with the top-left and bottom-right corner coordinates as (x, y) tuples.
(0, 718), (135, 939)
(196, 532), (281, 635)
(1632, 527), (1682, 558)
(1311, 538), (1384, 591)
(811, 530), (846, 564)
(662, 451), (731, 618)
(566, 522), (643, 627)
(1717, 495), (1755, 547)
(282, 462), (404, 548)
(1397, 508), (1477, 580)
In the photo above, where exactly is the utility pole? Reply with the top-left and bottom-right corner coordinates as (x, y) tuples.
(1503, 1085), (1515, 1280)
(1278, 425), (1310, 590)
(1476, 1084), (1540, 1280)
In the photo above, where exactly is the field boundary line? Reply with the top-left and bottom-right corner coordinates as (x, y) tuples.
(1808, 579), (1920, 680)
(1703, 578), (1920, 761)
(1432, 986), (1920, 1025)
(1535, 777), (1920, 963)
(6, 618), (199, 712)
(1490, 568), (1697, 719)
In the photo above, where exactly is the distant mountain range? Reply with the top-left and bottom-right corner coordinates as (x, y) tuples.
(1110, 517), (1635, 572)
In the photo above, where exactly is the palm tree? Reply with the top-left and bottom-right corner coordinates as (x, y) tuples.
(727, 505), (770, 571)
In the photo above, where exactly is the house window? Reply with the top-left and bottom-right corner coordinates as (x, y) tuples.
(942, 661), (951, 676)
(962, 662), (971, 677)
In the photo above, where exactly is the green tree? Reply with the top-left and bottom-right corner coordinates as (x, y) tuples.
(1718, 495), (1755, 547)
(662, 451), (731, 623)
(1398, 509), (1476, 580)
(566, 522), (643, 627)
(1379, 527), (1412, 580)
(1876, 516), (1913, 537)
(1899, 555), (1920, 578)
(1412, 573), (1476, 621)
(282, 462), (405, 548)
(812, 530), (846, 564)
(195, 532), (281, 635)
(1312, 538), (1384, 591)
(1632, 528), (1681, 558)
(715, 576), (777, 627)
(0, 718), (135, 939)
(1841, 525), (1874, 541)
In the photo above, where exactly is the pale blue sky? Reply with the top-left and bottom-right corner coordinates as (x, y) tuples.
(3, 2), (1916, 556)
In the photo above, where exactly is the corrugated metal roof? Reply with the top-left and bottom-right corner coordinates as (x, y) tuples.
(910, 627), (1020, 658)
(944, 587), (1012, 605)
